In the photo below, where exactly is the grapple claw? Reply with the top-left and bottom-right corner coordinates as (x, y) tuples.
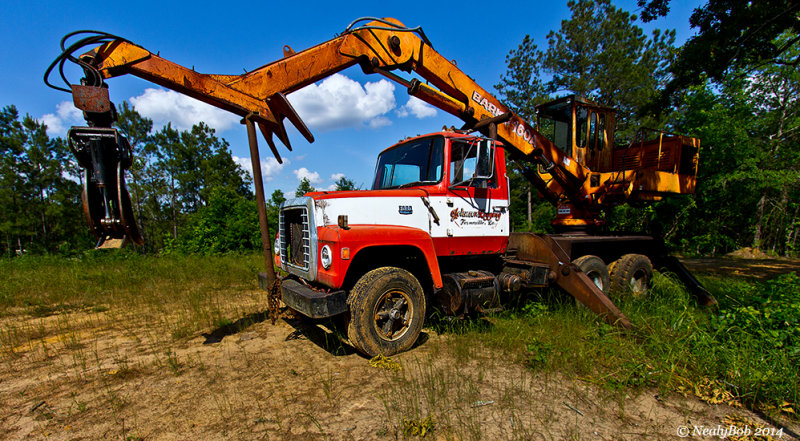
(68, 127), (143, 249)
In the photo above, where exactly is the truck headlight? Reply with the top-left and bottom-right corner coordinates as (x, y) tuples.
(320, 245), (332, 269)
(274, 235), (280, 256)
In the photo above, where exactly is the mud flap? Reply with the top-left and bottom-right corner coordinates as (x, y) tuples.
(508, 232), (632, 328)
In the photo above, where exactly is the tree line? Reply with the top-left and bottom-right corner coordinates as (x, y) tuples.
(0, 102), (356, 257)
(2, 0), (798, 257)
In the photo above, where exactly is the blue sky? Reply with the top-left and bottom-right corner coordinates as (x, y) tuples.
(2, 0), (702, 197)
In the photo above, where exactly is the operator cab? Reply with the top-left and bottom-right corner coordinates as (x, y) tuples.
(536, 95), (616, 172)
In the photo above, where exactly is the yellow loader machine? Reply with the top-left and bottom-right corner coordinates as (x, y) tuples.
(46, 18), (715, 355)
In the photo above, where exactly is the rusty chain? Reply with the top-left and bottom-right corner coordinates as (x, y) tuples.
(268, 278), (282, 324)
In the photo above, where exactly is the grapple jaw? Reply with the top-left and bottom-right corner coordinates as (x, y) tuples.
(68, 103), (143, 249)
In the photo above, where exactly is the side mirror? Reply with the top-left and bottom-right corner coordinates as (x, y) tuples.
(474, 139), (495, 180)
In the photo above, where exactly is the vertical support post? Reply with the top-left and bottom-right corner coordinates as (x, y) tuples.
(244, 115), (277, 285)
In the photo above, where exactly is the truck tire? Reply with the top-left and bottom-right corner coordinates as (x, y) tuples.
(609, 254), (653, 297)
(346, 267), (426, 356)
(573, 255), (610, 294)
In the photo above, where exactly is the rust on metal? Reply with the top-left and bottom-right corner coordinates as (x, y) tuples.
(244, 115), (278, 286)
(70, 85), (110, 113)
(508, 232), (632, 328)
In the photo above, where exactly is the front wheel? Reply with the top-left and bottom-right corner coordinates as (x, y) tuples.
(346, 267), (426, 356)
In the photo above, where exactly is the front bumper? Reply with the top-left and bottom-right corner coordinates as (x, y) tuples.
(280, 279), (348, 318)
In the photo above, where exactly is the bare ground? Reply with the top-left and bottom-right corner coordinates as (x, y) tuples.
(681, 256), (800, 281)
(1, 291), (795, 441)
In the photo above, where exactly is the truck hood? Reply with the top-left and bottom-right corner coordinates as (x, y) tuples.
(284, 189), (434, 231)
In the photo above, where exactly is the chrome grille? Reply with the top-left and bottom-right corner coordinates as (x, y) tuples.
(280, 206), (310, 270)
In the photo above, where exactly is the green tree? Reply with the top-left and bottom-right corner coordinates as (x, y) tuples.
(269, 189), (286, 206)
(744, 37), (800, 254)
(333, 175), (357, 191)
(1, 106), (24, 256)
(172, 186), (260, 254)
(151, 123), (183, 241)
(266, 189), (286, 243)
(179, 122), (251, 211)
(147, 122), (251, 247)
(498, 0), (675, 135)
(639, 0), (800, 102)
(0, 107), (85, 255)
(626, 44), (800, 258)
(494, 35), (549, 120)
(296, 177), (315, 196)
(116, 101), (154, 250)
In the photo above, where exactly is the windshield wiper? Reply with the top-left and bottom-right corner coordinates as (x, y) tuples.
(397, 180), (435, 189)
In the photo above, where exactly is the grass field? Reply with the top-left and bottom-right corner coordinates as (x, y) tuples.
(0, 251), (797, 440)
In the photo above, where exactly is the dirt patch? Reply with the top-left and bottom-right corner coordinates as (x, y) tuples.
(1, 301), (796, 440)
(681, 256), (800, 280)
(726, 247), (778, 260)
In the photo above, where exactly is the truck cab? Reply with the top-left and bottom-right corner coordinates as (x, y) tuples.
(276, 131), (510, 355)
(277, 131), (509, 288)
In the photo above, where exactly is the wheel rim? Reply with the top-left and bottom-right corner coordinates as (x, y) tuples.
(629, 269), (649, 296)
(373, 289), (413, 341)
(586, 270), (604, 291)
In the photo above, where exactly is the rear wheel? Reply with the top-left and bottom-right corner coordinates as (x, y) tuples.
(573, 255), (610, 294)
(609, 254), (653, 297)
(346, 267), (426, 356)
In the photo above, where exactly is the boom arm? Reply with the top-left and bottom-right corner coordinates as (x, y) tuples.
(61, 19), (587, 181)
(49, 17), (698, 245)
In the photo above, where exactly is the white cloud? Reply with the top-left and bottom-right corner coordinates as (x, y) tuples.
(233, 155), (288, 182)
(293, 167), (321, 184)
(284, 191), (296, 199)
(325, 184), (338, 191)
(130, 88), (239, 132)
(40, 101), (83, 137)
(368, 116), (392, 128)
(330, 173), (345, 181)
(397, 96), (437, 119)
(287, 74), (396, 131)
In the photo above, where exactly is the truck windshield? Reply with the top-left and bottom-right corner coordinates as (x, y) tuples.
(372, 136), (444, 189)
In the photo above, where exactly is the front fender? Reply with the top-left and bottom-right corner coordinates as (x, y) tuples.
(316, 225), (443, 290)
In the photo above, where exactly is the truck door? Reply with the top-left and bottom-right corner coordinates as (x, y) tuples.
(428, 138), (509, 256)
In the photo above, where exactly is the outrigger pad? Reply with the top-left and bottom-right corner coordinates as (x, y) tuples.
(68, 127), (143, 248)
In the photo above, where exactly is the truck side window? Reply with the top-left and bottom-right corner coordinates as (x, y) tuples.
(450, 142), (476, 185)
(588, 111), (597, 151)
(449, 141), (496, 187)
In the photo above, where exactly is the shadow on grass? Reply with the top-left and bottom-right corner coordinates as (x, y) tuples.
(282, 315), (358, 357)
(282, 314), (432, 357)
(426, 313), (496, 336)
(202, 310), (270, 344)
